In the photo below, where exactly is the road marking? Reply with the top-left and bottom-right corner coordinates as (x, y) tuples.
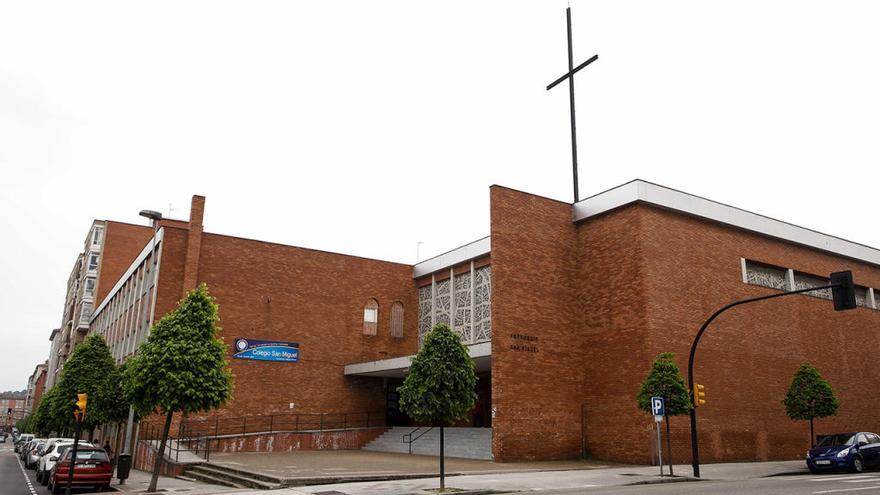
(814, 485), (880, 494)
(843, 478), (880, 483)
(15, 452), (39, 495)
(812, 475), (878, 482)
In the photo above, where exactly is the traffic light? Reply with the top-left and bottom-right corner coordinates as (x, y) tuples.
(73, 393), (88, 422)
(693, 383), (706, 407)
(831, 271), (857, 311)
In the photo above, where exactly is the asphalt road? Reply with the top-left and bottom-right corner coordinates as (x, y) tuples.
(0, 444), (39, 495)
(0, 445), (108, 495)
(513, 472), (880, 495)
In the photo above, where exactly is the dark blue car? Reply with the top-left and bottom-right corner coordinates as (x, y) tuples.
(807, 432), (880, 473)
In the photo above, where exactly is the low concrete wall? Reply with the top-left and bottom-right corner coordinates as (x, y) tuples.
(197, 427), (388, 454)
(134, 441), (188, 477)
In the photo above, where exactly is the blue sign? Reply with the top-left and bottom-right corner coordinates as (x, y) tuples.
(651, 396), (665, 416)
(233, 338), (299, 363)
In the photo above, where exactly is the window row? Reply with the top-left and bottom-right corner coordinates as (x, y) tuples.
(743, 259), (880, 310)
(362, 299), (405, 338)
(90, 249), (159, 361)
(418, 263), (491, 346)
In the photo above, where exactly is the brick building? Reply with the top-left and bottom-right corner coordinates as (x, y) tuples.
(47, 220), (153, 386)
(80, 180), (879, 465)
(24, 362), (48, 415)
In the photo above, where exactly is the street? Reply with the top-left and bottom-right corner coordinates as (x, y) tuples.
(520, 473), (880, 494)
(0, 445), (109, 495)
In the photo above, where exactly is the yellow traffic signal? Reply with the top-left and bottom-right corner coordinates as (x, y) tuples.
(693, 383), (706, 407)
(74, 393), (88, 421)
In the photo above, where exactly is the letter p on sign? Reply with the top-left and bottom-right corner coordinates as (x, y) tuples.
(651, 396), (665, 419)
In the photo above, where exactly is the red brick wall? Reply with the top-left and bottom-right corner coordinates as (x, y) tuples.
(488, 189), (880, 464)
(32, 371), (47, 411)
(635, 205), (880, 464)
(489, 186), (584, 461)
(575, 205), (653, 463)
(95, 221), (153, 306)
(184, 233), (418, 420)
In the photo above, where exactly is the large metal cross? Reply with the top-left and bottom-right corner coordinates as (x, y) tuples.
(546, 7), (598, 203)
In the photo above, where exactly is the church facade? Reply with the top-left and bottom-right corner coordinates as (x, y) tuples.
(86, 180), (880, 464)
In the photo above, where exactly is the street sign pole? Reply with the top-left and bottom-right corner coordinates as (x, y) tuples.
(655, 416), (663, 476)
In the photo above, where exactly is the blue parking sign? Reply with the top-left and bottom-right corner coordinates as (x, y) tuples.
(651, 396), (665, 417)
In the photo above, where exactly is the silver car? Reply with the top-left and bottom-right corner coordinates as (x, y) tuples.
(25, 440), (46, 469)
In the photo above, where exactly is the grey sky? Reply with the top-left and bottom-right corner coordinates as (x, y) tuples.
(2, 0), (879, 391)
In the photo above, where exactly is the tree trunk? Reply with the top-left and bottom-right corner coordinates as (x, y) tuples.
(810, 417), (815, 447)
(148, 411), (174, 493)
(439, 424), (445, 492)
(665, 415), (673, 476)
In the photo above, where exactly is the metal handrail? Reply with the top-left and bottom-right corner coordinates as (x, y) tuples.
(402, 426), (434, 454)
(177, 410), (384, 439)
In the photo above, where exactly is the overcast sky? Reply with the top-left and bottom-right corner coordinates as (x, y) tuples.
(2, 1), (879, 392)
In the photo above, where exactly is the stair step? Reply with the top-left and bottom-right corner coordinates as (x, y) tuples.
(186, 465), (283, 490)
(184, 471), (246, 489)
(363, 427), (492, 460)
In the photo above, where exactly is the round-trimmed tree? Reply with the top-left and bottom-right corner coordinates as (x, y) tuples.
(126, 284), (233, 493)
(397, 324), (476, 491)
(53, 334), (118, 437)
(783, 363), (839, 446)
(636, 352), (691, 475)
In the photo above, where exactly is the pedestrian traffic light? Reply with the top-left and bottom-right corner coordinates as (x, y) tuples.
(830, 271), (857, 311)
(693, 384), (706, 407)
(74, 393), (88, 421)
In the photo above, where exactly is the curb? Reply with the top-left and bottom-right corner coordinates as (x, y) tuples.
(624, 475), (702, 486)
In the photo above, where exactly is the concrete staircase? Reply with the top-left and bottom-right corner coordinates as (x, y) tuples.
(182, 463), (283, 490)
(363, 427), (492, 460)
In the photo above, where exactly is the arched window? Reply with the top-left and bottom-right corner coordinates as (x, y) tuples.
(363, 299), (378, 335)
(390, 302), (404, 338)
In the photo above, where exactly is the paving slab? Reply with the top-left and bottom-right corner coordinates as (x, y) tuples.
(206, 450), (619, 483)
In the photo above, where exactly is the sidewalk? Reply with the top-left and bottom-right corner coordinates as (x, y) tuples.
(272, 460), (807, 495)
(112, 468), (247, 495)
(201, 451), (809, 495)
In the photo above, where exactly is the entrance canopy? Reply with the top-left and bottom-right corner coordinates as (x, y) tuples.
(344, 342), (491, 378)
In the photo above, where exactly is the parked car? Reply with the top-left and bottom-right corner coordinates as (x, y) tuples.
(14, 433), (34, 453)
(807, 432), (880, 473)
(47, 447), (112, 494)
(25, 440), (46, 469)
(36, 439), (76, 484)
(20, 437), (39, 460)
(0, 434), (6, 443)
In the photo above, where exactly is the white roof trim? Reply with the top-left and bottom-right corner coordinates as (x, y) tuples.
(92, 227), (163, 320)
(573, 180), (880, 267)
(344, 341), (491, 377)
(413, 236), (490, 278)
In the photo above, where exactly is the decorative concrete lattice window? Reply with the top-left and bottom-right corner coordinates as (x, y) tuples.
(454, 273), (472, 343)
(474, 266), (492, 342)
(418, 286), (432, 343)
(417, 265), (492, 347)
(434, 278), (451, 327)
(744, 260), (787, 290)
(793, 272), (832, 300)
(855, 287), (869, 308)
(390, 302), (405, 338)
(363, 299), (379, 336)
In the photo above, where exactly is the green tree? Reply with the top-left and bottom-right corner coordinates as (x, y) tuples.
(397, 324), (476, 492)
(783, 363), (839, 446)
(126, 284), (233, 492)
(53, 335), (118, 437)
(636, 352), (691, 476)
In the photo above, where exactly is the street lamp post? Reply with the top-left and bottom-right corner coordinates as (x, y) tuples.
(688, 271), (856, 478)
(119, 209), (162, 484)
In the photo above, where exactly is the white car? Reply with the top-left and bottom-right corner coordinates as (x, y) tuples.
(36, 439), (77, 484)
